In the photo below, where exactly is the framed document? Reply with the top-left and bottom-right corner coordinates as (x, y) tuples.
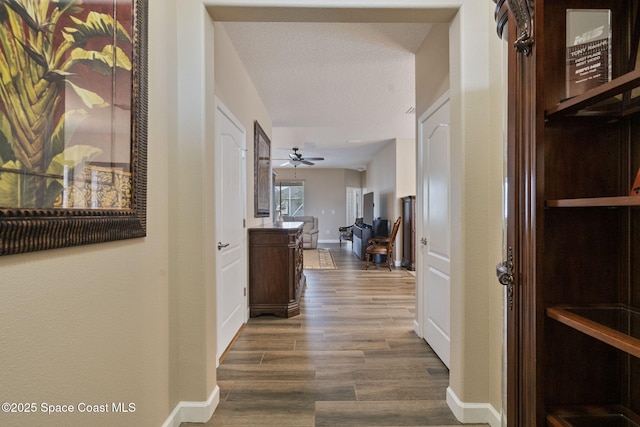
(566, 9), (612, 99)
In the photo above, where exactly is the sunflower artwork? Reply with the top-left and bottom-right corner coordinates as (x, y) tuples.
(0, 0), (135, 210)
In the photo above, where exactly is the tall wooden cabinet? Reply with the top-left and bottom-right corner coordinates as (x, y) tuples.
(248, 222), (305, 318)
(498, 0), (640, 425)
(401, 196), (415, 271)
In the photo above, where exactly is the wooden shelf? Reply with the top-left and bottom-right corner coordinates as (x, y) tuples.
(546, 69), (640, 119)
(546, 196), (640, 208)
(547, 405), (640, 427)
(546, 304), (640, 359)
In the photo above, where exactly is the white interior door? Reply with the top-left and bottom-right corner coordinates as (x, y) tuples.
(215, 100), (246, 362)
(420, 93), (451, 368)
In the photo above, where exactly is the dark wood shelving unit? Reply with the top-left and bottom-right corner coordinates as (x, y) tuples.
(547, 405), (640, 427)
(502, 1), (640, 425)
(546, 196), (640, 208)
(546, 69), (640, 119)
(546, 305), (640, 358)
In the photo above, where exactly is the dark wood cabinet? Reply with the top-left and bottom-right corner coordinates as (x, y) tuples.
(248, 222), (305, 318)
(401, 196), (415, 271)
(500, 1), (640, 425)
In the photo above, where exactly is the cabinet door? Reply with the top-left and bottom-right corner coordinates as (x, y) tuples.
(498, 1), (640, 424)
(494, 3), (532, 424)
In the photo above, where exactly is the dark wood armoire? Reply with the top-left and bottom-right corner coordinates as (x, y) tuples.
(401, 196), (415, 271)
(496, 0), (640, 425)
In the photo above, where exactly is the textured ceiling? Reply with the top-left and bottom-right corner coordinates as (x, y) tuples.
(221, 21), (434, 170)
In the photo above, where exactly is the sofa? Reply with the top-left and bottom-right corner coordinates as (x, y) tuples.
(282, 215), (319, 249)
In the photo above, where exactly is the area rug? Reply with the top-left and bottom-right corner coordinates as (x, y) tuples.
(303, 248), (337, 270)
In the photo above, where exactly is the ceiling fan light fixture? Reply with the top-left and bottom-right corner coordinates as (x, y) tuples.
(274, 148), (324, 168)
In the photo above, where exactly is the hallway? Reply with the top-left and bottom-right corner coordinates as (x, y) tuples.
(188, 244), (485, 426)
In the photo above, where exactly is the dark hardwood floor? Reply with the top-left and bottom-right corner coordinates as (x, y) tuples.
(184, 243), (486, 426)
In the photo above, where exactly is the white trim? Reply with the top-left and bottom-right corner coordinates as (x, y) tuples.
(446, 387), (501, 427)
(162, 386), (220, 427)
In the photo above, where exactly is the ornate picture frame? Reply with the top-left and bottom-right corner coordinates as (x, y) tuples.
(0, 0), (148, 255)
(254, 121), (271, 218)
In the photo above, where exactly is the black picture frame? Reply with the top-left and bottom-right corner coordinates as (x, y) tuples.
(0, 0), (148, 255)
(254, 121), (271, 218)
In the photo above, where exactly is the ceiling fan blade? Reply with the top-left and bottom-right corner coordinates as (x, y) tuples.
(301, 157), (324, 161)
(279, 161), (291, 167)
(302, 160), (314, 166)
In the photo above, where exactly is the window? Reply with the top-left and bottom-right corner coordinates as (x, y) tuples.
(275, 181), (304, 216)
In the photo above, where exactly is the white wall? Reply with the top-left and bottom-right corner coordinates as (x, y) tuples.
(487, 4), (509, 414)
(395, 138), (417, 198)
(365, 140), (402, 264)
(443, 4), (504, 425)
(168, 13), (274, 421)
(364, 137), (417, 266)
(274, 168), (363, 240)
(416, 23), (450, 114)
(214, 22), (273, 229)
(366, 141), (397, 220)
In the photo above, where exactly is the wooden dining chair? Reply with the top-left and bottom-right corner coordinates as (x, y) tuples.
(365, 216), (401, 270)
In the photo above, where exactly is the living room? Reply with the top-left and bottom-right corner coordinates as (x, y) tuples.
(273, 137), (416, 266)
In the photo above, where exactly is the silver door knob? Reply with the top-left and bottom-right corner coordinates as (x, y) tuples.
(217, 242), (230, 250)
(496, 262), (514, 286)
(496, 248), (514, 287)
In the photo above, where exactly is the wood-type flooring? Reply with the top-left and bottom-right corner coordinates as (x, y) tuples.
(184, 243), (488, 426)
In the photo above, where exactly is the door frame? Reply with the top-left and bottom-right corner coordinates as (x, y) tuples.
(414, 90), (452, 344)
(502, 13), (534, 425)
(214, 97), (248, 364)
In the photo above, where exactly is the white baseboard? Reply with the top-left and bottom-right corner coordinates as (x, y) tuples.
(162, 386), (220, 427)
(318, 239), (340, 244)
(446, 386), (502, 427)
(413, 319), (422, 338)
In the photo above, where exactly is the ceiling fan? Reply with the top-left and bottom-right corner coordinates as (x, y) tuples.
(275, 147), (324, 167)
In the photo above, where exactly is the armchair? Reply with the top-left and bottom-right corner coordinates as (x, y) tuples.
(282, 215), (319, 248)
(339, 225), (353, 246)
(339, 218), (364, 246)
(365, 216), (401, 270)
